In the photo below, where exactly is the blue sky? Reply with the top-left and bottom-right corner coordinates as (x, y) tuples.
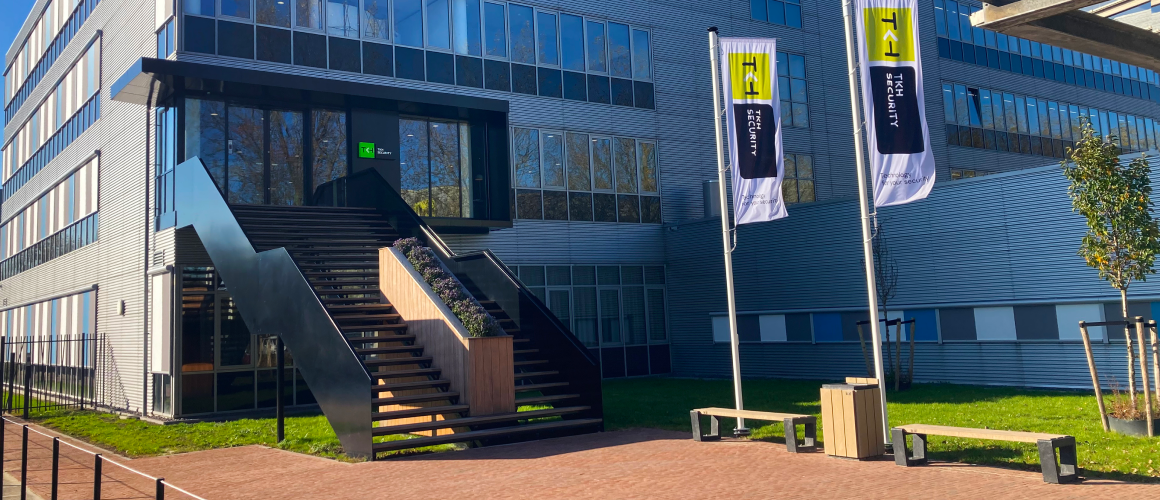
(0, 0), (37, 141)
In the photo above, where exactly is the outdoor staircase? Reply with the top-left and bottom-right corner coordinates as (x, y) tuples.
(231, 205), (601, 457)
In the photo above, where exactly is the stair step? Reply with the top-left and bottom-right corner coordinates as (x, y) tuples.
(514, 370), (558, 379)
(334, 313), (402, 322)
(371, 368), (441, 380)
(298, 262), (380, 269)
(372, 418), (603, 453)
(247, 231), (396, 239)
(372, 406), (592, 436)
(373, 391), (459, 406)
(514, 382), (569, 392)
(305, 273), (379, 281)
(513, 349), (539, 355)
(327, 303), (394, 312)
(372, 404), (470, 421)
(516, 394), (580, 405)
(293, 253), (380, 260)
(317, 290), (379, 298)
(513, 338), (530, 344)
(236, 219), (393, 228)
(340, 323), (408, 332)
(374, 379), (451, 393)
(514, 359), (548, 367)
(346, 333), (416, 344)
(356, 345), (423, 355)
(364, 356), (431, 367)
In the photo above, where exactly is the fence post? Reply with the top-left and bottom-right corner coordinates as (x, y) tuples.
(1, 336), (5, 412)
(7, 352), (16, 413)
(93, 454), (102, 500)
(51, 437), (59, 500)
(20, 425), (28, 500)
(156, 478), (165, 500)
(23, 363), (31, 419)
(276, 336), (285, 443)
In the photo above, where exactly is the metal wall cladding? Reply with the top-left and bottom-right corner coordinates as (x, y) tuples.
(665, 155), (1160, 387)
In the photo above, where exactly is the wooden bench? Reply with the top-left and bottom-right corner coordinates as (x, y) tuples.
(892, 424), (1080, 484)
(690, 407), (817, 453)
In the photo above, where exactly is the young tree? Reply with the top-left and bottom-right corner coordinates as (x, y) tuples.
(872, 220), (901, 389)
(1063, 121), (1160, 406)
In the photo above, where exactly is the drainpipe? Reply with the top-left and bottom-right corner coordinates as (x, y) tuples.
(143, 80), (155, 415)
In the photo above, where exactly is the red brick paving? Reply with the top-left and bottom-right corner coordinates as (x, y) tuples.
(113, 429), (1157, 500)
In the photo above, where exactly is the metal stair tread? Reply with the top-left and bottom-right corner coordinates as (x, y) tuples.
(374, 380), (451, 392)
(372, 418), (604, 453)
(514, 359), (549, 366)
(364, 356), (432, 366)
(372, 404), (469, 421)
(371, 368), (441, 379)
(514, 370), (559, 379)
(340, 324), (408, 332)
(515, 382), (569, 392)
(516, 393), (580, 405)
(356, 345), (424, 355)
(371, 406), (592, 436)
(373, 391), (459, 406)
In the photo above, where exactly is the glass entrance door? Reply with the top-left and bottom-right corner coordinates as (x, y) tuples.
(225, 106), (305, 205)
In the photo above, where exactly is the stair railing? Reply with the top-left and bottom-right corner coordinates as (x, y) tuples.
(174, 157), (373, 458)
(334, 167), (603, 424)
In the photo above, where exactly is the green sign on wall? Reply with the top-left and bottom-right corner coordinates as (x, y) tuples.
(358, 142), (375, 159)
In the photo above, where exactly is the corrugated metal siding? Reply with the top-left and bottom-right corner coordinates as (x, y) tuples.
(665, 156), (1160, 388)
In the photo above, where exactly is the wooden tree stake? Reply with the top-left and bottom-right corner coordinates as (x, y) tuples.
(1137, 317), (1154, 437)
(894, 320), (902, 391)
(855, 324), (872, 377)
(1079, 321), (1109, 432)
(908, 320), (916, 385)
(1151, 323), (1160, 407)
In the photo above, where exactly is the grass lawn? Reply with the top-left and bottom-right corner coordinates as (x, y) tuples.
(602, 377), (1160, 482)
(9, 378), (1159, 482)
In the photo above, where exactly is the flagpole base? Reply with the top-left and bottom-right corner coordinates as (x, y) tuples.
(733, 427), (751, 437)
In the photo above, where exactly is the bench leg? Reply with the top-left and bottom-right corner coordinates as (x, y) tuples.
(892, 429), (927, 466)
(690, 411), (720, 442)
(783, 417), (817, 453)
(1038, 438), (1080, 484)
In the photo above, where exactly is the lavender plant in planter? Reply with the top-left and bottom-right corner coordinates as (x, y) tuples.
(393, 238), (505, 337)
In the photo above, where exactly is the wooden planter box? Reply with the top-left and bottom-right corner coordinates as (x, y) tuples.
(378, 248), (515, 431)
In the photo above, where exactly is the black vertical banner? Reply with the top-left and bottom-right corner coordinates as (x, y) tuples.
(868, 66), (924, 154)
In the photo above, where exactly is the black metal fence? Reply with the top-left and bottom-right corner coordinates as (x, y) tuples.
(0, 335), (103, 417)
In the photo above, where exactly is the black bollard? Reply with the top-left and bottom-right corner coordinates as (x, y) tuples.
(51, 437), (59, 500)
(276, 336), (285, 443)
(93, 454), (102, 500)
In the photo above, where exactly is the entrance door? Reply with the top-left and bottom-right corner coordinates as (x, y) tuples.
(226, 106), (305, 205)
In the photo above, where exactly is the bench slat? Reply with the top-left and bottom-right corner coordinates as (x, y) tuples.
(897, 424), (1066, 443)
(696, 407), (810, 421)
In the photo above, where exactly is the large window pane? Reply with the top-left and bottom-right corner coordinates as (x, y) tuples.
(566, 132), (591, 191)
(453, 0), (481, 55)
(632, 29), (651, 80)
(394, 0), (423, 47)
(600, 289), (621, 343)
(542, 132), (564, 188)
(257, 0), (291, 27)
(942, 84), (955, 123)
(573, 287), (598, 347)
(509, 4), (535, 64)
(1003, 93), (1018, 134)
(537, 12), (558, 65)
(427, 0), (451, 49)
(638, 141), (657, 192)
(220, 296), (252, 367)
(647, 288), (667, 341)
(400, 119), (431, 215)
(751, 0), (767, 21)
(608, 23), (631, 78)
(217, 371), (255, 411)
(184, 99), (227, 195)
(483, 2), (506, 57)
(623, 286), (646, 345)
(586, 21), (606, 72)
(1025, 98), (1040, 136)
(327, 0), (359, 37)
(561, 14), (584, 71)
(221, 0), (251, 18)
(227, 106), (265, 204)
(181, 294), (214, 371)
(592, 137), (612, 190)
(311, 110), (347, 198)
(268, 110), (304, 206)
(614, 137), (637, 193)
(979, 90), (993, 129)
(363, 0), (389, 39)
(513, 127), (540, 188)
(429, 121), (468, 217)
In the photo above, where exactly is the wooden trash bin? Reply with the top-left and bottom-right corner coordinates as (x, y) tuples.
(820, 378), (886, 459)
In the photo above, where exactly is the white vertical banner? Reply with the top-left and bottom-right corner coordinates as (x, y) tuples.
(854, 0), (935, 207)
(720, 38), (787, 225)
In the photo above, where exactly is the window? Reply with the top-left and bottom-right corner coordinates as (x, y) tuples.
(296, 0), (324, 30)
(363, 0), (389, 39)
(782, 153), (814, 204)
(608, 23), (631, 78)
(394, 0), (423, 46)
(483, 2), (506, 57)
(427, 0), (451, 49)
(400, 118), (473, 217)
(221, 0), (252, 19)
(752, 0), (802, 29)
(509, 3), (534, 64)
(536, 11), (558, 65)
(513, 127), (540, 188)
(632, 29), (651, 80)
(257, 0), (290, 27)
(950, 169), (981, 180)
(586, 20), (606, 72)
(777, 52), (809, 128)
(453, 0), (482, 55)
(560, 14), (584, 71)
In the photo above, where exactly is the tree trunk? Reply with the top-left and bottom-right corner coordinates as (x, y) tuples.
(1123, 287), (1138, 407)
(881, 310), (893, 386)
(894, 321), (902, 391)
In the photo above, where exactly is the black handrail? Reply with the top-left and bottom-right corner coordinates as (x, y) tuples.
(174, 157), (373, 458)
(335, 167), (603, 423)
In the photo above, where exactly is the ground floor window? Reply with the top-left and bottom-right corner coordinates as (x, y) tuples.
(178, 266), (315, 416)
(399, 117), (473, 217)
(513, 264), (669, 377)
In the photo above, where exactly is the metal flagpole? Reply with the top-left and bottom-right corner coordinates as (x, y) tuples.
(841, 0), (890, 444)
(708, 26), (748, 436)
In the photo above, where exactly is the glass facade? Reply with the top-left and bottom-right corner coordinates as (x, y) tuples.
(179, 267), (314, 416)
(750, 0), (802, 29)
(180, 0), (655, 108)
(934, 0), (1160, 104)
(399, 117), (473, 217)
(515, 264), (670, 377)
